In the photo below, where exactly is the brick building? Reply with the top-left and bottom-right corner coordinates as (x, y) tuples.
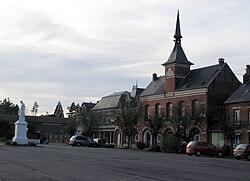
(138, 11), (241, 147)
(225, 65), (250, 145)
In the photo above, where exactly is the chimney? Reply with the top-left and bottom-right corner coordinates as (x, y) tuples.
(152, 73), (158, 81)
(218, 58), (224, 65)
(243, 64), (250, 84)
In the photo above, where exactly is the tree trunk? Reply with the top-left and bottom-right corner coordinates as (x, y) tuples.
(127, 135), (131, 148)
(230, 139), (234, 157)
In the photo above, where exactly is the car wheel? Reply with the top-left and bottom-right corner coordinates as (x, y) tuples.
(235, 156), (241, 160)
(76, 143), (80, 147)
(218, 152), (224, 157)
(196, 151), (201, 157)
(93, 143), (97, 148)
(247, 155), (250, 161)
(188, 153), (192, 156)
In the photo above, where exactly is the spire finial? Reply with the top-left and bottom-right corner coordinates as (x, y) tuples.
(174, 10), (182, 43)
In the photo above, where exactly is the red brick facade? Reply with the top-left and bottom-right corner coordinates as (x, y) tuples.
(227, 103), (250, 144)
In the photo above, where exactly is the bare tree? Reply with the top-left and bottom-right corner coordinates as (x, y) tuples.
(115, 103), (139, 148)
(76, 106), (100, 138)
(31, 101), (39, 116)
(169, 103), (206, 141)
(145, 112), (166, 149)
(219, 107), (244, 156)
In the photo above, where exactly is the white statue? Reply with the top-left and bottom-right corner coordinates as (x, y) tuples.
(19, 100), (25, 121)
(12, 100), (28, 144)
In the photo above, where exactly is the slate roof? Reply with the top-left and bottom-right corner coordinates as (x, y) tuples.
(92, 91), (130, 110)
(81, 102), (96, 110)
(162, 43), (193, 66)
(140, 76), (165, 97)
(176, 63), (226, 91)
(224, 80), (250, 104)
(140, 63), (227, 97)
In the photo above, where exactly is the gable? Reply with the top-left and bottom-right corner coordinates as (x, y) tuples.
(92, 91), (130, 110)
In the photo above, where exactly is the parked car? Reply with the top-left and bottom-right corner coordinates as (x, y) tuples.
(186, 141), (224, 157)
(69, 135), (98, 147)
(233, 144), (250, 161)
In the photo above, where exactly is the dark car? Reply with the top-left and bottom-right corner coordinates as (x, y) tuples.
(69, 135), (98, 147)
(186, 141), (224, 157)
(234, 144), (250, 161)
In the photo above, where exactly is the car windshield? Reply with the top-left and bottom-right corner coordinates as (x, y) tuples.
(235, 144), (247, 149)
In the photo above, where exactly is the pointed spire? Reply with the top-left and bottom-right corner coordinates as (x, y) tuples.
(174, 10), (182, 42)
(162, 10), (193, 66)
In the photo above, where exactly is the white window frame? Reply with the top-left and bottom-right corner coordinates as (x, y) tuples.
(134, 134), (139, 143)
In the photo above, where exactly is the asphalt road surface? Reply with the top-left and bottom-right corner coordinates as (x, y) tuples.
(0, 143), (250, 181)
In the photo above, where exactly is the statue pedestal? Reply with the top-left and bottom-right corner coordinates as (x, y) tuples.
(12, 119), (28, 145)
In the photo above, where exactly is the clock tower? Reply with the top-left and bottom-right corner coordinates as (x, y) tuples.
(162, 10), (193, 94)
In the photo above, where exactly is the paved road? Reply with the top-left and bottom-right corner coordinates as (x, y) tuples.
(0, 143), (249, 181)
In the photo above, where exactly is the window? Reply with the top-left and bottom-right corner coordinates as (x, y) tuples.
(166, 102), (173, 120)
(134, 134), (139, 143)
(194, 134), (200, 141)
(155, 104), (161, 118)
(145, 105), (150, 121)
(179, 101), (185, 117)
(192, 100), (199, 118)
(207, 143), (215, 148)
(157, 134), (162, 145)
(234, 134), (240, 145)
(234, 109), (240, 124)
(198, 142), (206, 147)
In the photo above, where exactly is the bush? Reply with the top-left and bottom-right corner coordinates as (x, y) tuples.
(161, 134), (181, 153)
(136, 141), (145, 150)
(6, 140), (12, 145)
(149, 145), (162, 152)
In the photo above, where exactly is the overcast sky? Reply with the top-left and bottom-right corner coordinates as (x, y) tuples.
(0, 0), (249, 116)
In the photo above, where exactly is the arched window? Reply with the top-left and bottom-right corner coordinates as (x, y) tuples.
(155, 103), (161, 118)
(166, 102), (173, 120)
(145, 105), (150, 121)
(192, 99), (199, 118)
(157, 134), (162, 145)
(134, 134), (139, 143)
(178, 101), (185, 117)
(194, 134), (200, 141)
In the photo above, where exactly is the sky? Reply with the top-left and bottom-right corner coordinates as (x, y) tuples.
(0, 0), (249, 116)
